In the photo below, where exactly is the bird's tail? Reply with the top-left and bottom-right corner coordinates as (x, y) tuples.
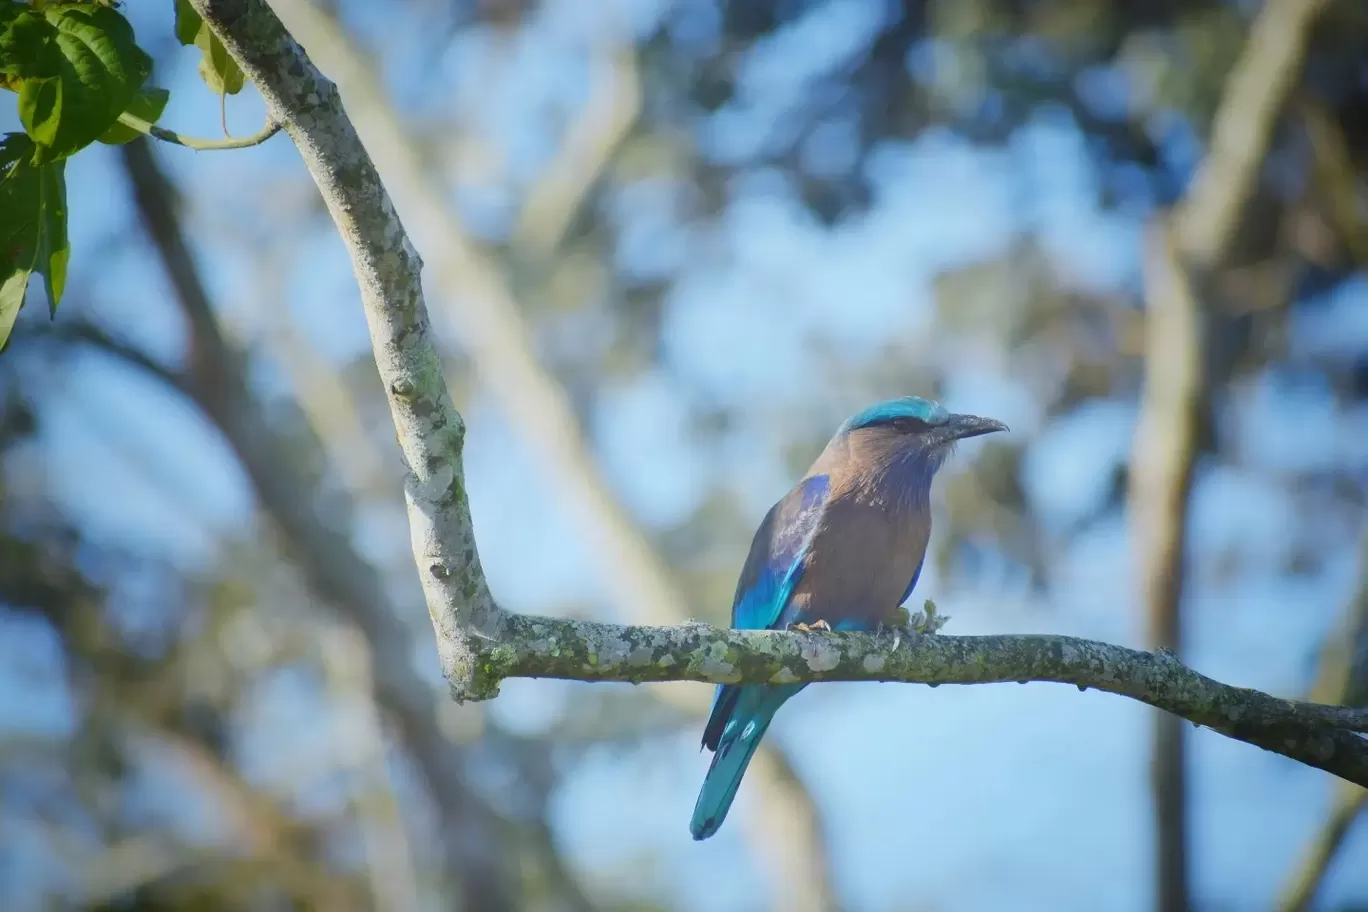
(689, 687), (796, 840)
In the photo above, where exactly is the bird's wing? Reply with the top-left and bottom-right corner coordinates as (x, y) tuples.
(729, 473), (831, 631)
(701, 473), (829, 752)
(897, 554), (926, 607)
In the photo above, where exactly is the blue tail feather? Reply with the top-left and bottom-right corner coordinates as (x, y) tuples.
(689, 685), (801, 840)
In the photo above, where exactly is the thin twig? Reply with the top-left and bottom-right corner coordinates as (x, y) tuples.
(116, 111), (281, 151)
(27, 319), (190, 394)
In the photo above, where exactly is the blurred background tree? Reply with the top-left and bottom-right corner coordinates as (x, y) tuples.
(2, 0), (1368, 910)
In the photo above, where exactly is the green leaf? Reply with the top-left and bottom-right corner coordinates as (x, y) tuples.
(98, 85), (170, 144)
(173, 0), (201, 46)
(0, 7), (60, 84)
(15, 4), (153, 162)
(37, 160), (69, 314)
(18, 76), (62, 148)
(196, 31), (244, 96)
(0, 134), (38, 258)
(0, 270), (30, 351)
(174, 0), (244, 96)
(0, 133), (69, 352)
(0, 134), (30, 172)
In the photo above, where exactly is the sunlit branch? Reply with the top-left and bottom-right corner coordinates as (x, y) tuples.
(469, 611), (1368, 787)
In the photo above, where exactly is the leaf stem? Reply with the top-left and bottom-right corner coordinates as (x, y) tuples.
(115, 111), (280, 151)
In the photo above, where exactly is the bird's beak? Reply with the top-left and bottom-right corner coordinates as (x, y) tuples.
(936, 413), (1009, 446)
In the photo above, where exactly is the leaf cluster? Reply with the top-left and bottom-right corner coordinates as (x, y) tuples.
(0, 0), (245, 350)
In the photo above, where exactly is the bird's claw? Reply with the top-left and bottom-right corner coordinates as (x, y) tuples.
(875, 606), (910, 650)
(789, 619), (832, 633)
(878, 599), (949, 647)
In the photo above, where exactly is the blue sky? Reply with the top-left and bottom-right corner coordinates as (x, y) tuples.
(3, 0), (1368, 909)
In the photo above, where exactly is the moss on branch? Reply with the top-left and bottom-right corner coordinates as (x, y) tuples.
(456, 611), (1368, 789)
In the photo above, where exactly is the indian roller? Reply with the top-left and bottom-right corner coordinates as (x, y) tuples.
(690, 396), (1007, 840)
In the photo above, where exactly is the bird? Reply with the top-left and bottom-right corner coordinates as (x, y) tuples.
(690, 396), (1007, 840)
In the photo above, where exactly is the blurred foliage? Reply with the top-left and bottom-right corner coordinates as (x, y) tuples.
(497, 0), (1368, 600)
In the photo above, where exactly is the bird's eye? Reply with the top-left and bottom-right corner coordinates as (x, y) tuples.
(894, 416), (929, 433)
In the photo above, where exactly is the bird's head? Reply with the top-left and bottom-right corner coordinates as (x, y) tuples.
(839, 396), (1008, 454)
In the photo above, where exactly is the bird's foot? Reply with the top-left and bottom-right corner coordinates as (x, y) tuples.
(789, 619), (832, 633)
(875, 607), (912, 650)
(905, 599), (949, 636)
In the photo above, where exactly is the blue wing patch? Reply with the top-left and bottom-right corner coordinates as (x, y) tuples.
(702, 474), (830, 751)
(729, 474), (830, 631)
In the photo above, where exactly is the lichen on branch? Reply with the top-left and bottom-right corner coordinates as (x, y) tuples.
(460, 610), (1368, 789)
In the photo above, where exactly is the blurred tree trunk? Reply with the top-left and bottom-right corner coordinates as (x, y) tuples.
(1133, 220), (1200, 912)
(1129, 2), (1330, 909)
(1276, 528), (1368, 912)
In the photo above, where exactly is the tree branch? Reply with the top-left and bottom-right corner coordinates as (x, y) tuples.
(473, 614), (1368, 783)
(26, 319), (190, 396)
(488, 615), (1367, 727)
(186, 0), (503, 690)
(1173, 0), (1332, 264)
